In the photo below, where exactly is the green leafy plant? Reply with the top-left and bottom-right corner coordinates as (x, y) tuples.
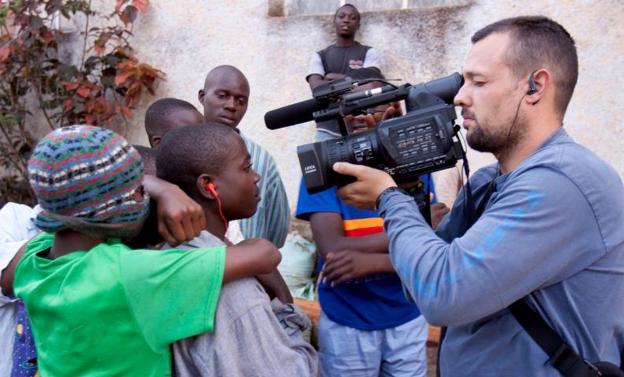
(0, 0), (164, 205)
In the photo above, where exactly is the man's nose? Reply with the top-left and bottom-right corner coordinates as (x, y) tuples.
(454, 84), (469, 107)
(224, 97), (236, 111)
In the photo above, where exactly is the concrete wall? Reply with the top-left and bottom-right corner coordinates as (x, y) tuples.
(124, 0), (624, 211)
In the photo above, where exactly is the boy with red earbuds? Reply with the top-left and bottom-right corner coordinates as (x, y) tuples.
(157, 123), (317, 377)
(9, 125), (282, 377)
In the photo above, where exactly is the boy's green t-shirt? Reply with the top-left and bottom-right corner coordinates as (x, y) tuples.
(13, 232), (226, 377)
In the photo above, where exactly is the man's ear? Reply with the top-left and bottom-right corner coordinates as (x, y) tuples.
(198, 89), (205, 104)
(526, 69), (550, 105)
(196, 174), (217, 200)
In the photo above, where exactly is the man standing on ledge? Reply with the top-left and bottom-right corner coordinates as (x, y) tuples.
(199, 65), (290, 248)
(306, 3), (381, 141)
(333, 16), (624, 375)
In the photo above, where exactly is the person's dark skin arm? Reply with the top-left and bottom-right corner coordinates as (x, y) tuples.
(313, 202), (448, 285)
(322, 251), (394, 285)
(4, 237), (281, 296)
(308, 73), (348, 91)
(308, 74), (326, 90)
(255, 270), (293, 303)
(324, 72), (346, 81)
(310, 212), (392, 285)
(143, 175), (206, 246)
(223, 235), (292, 303)
(1, 243), (26, 298)
(310, 212), (389, 259)
(222, 238), (281, 284)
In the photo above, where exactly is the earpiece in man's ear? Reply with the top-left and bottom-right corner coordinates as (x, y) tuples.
(527, 71), (538, 95)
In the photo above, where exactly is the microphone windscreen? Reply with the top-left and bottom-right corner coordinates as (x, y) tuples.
(264, 98), (324, 130)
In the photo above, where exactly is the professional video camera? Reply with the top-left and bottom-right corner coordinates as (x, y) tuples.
(264, 73), (465, 194)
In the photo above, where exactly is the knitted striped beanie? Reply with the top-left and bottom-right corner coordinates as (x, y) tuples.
(28, 125), (149, 234)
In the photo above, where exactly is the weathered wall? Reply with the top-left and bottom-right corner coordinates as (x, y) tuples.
(123, 0), (624, 211)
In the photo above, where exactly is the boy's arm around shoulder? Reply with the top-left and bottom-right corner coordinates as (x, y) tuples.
(118, 238), (279, 347)
(143, 175), (206, 246)
(223, 239), (281, 284)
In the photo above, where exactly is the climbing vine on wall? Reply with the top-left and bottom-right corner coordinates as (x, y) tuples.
(0, 0), (164, 205)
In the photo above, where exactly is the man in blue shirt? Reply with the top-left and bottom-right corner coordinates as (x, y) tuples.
(332, 16), (624, 376)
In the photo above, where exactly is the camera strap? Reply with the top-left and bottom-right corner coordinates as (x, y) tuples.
(510, 299), (588, 375)
(509, 299), (624, 376)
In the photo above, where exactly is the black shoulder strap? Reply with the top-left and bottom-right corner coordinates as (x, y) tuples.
(509, 299), (601, 377)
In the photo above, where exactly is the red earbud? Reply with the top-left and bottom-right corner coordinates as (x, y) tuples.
(206, 183), (218, 197)
(206, 182), (228, 232)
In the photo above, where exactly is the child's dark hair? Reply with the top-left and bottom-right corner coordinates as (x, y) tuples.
(156, 123), (239, 197)
(144, 98), (201, 142)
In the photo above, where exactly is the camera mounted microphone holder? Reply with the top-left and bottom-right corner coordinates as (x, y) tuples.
(313, 83), (412, 136)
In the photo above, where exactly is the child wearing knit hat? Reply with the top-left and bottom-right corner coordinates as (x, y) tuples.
(11, 125), (281, 377)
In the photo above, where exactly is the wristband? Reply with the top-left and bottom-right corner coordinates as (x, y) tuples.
(375, 186), (404, 211)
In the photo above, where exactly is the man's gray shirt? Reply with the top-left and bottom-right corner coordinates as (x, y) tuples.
(170, 231), (317, 377)
(379, 129), (624, 376)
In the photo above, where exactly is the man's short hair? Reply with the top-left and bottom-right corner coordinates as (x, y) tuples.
(334, 3), (360, 20)
(156, 123), (239, 197)
(471, 16), (578, 116)
(203, 65), (249, 91)
(144, 98), (200, 141)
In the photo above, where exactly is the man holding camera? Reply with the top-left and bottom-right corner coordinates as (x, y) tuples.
(333, 16), (624, 375)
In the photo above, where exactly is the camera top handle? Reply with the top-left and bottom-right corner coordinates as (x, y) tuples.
(312, 84), (411, 136)
(311, 72), (464, 137)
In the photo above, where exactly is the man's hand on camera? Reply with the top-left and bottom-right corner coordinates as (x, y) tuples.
(333, 162), (396, 210)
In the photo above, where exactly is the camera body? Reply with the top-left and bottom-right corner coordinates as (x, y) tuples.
(293, 73), (465, 193)
(298, 98), (463, 192)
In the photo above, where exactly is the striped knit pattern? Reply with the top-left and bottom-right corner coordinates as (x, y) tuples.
(28, 125), (147, 232)
(240, 135), (290, 248)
